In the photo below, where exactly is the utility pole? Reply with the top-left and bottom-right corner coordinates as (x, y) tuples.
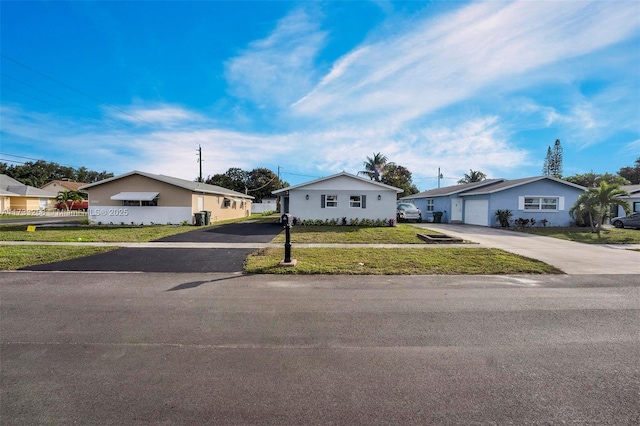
(437, 167), (443, 188)
(196, 145), (203, 183)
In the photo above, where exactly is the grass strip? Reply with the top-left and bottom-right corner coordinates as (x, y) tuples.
(0, 246), (117, 270)
(245, 247), (562, 275)
(271, 224), (439, 244)
(0, 214), (281, 243)
(510, 227), (640, 244)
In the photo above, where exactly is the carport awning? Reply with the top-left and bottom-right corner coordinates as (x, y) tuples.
(110, 192), (159, 201)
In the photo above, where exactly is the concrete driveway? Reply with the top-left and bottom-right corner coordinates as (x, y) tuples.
(418, 223), (640, 274)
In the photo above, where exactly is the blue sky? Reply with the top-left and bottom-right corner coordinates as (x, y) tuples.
(1, 1), (638, 189)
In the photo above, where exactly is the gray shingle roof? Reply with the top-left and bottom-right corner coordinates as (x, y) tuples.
(0, 174), (57, 198)
(401, 179), (505, 199)
(79, 171), (253, 199)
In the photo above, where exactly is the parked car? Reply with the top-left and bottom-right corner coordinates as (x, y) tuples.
(396, 203), (422, 222)
(611, 212), (640, 229)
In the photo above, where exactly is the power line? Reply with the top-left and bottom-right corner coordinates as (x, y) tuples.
(1, 54), (160, 128)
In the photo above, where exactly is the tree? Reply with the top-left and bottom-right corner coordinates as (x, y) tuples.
(564, 171), (629, 188)
(358, 153), (388, 182)
(205, 167), (288, 200)
(457, 169), (487, 184)
(205, 167), (248, 193)
(617, 157), (640, 184)
(55, 190), (84, 211)
(542, 139), (563, 178)
(1, 160), (113, 187)
(380, 164), (419, 198)
(246, 168), (289, 202)
(569, 181), (630, 237)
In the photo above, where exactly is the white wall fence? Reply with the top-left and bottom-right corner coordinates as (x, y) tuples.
(88, 206), (192, 225)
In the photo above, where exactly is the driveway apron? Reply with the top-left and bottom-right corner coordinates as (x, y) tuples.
(419, 224), (640, 274)
(22, 222), (284, 273)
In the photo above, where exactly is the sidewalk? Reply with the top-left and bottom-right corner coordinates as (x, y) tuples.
(417, 223), (640, 275)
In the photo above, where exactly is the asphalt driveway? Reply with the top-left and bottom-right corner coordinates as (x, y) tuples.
(22, 221), (284, 273)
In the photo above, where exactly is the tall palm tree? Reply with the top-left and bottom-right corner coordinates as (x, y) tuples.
(457, 169), (487, 184)
(358, 152), (389, 182)
(569, 181), (630, 236)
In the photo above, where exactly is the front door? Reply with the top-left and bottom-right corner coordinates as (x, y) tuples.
(451, 197), (463, 222)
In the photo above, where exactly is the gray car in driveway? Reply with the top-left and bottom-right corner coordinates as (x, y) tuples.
(611, 212), (640, 229)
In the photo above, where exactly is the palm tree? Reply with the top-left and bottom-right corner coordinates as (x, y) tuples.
(56, 190), (84, 211)
(358, 152), (389, 182)
(569, 181), (630, 236)
(458, 169), (487, 184)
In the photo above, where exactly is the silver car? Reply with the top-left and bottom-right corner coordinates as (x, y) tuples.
(611, 212), (640, 229)
(396, 203), (422, 222)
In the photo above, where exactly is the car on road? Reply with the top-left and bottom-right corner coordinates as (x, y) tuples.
(396, 203), (422, 222)
(611, 212), (640, 229)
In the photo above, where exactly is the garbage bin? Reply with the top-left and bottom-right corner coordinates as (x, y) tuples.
(433, 211), (443, 223)
(201, 211), (211, 225)
(194, 212), (204, 226)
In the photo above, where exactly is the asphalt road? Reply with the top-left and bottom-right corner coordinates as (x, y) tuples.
(2, 272), (638, 425)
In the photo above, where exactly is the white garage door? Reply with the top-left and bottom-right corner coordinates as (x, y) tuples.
(464, 200), (489, 226)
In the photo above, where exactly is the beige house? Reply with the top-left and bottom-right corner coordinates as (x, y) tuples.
(1, 174), (57, 211)
(80, 171), (253, 225)
(41, 180), (88, 194)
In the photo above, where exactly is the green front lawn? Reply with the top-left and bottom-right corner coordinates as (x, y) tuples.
(0, 246), (116, 270)
(271, 224), (440, 244)
(245, 247), (562, 275)
(0, 214), (280, 243)
(510, 226), (640, 244)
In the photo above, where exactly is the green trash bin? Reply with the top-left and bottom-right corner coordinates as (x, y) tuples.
(201, 211), (211, 225)
(194, 212), (204, 226)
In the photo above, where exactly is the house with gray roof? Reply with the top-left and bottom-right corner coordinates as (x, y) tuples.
(1, 174), (57, 212)
(80, 170), (253, 225)
(401, 176), (585, 227)
(615, 184), (640, 218)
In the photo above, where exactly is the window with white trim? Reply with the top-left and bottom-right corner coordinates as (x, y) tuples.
(426, 199), (434, 212)
(350, 195), (362, 208)
(325, 195), (338, 208)
(634, 202), (640, 212)
(524, 197), (558, 210)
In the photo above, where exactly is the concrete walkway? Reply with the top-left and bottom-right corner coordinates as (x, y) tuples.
(417, 223), (640, 275)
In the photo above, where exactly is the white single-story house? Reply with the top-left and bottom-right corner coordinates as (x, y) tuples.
(615, 184), (640, 217)
(1, 174), (57, 211)
(80, 171), (253, 225)
(401, 176), (585, 227)
(272, 172), (402, 222)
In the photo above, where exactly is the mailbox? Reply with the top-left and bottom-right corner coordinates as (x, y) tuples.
(281, 213), (293, 226)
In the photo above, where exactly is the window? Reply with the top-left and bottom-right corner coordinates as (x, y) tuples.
(223, 198), (231, 208)
(123, 198), (158, 207)
(324, 195), (337, 208)
(426, 199), (434, 212)
(350, 195), (362, 208)
(634, 202), (640, 213)
(524, 197), (558, 211)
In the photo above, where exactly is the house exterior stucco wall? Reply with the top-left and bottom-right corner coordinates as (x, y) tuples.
(284, 189), (397, 222)
(86, 174), (251, 225)
(471, 181), (582, 227)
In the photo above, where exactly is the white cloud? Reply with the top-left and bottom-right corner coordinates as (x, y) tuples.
(224, 8), (327, 108)
(292, 0), (640, 127)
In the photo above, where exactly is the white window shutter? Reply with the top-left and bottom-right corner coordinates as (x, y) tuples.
(518, 196), (525, 210)
(558, 197), (565, 210)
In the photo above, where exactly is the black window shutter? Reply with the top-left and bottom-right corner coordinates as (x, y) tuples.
(321, 195), (325, 208)
(362, 195), (367, 209)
